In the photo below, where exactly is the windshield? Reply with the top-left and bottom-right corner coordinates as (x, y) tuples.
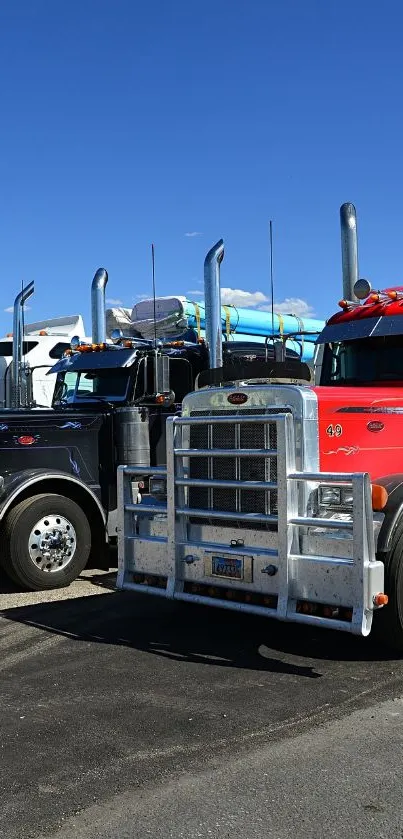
(53, 369), (130, 406)
(321, 336), (403, 386)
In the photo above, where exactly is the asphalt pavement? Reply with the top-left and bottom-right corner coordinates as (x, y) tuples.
(1, 570), (403, 839)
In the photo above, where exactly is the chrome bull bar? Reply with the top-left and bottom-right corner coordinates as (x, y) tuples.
(116, 412), (384, 637)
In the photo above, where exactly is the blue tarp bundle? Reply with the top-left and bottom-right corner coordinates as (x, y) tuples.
(107, 296), (324, 363)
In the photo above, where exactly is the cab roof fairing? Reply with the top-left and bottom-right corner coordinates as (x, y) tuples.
(316, 314), (403, 345)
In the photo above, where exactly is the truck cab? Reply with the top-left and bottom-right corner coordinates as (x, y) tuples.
(313, 288), (403, 482)
(318, 292), (403, 388)
(50, 336), (303, 476)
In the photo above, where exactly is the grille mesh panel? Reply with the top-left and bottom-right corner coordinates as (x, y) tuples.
(187, 407), (291, 530)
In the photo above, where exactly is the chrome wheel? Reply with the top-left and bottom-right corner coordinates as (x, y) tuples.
(28, 514), (77, 573)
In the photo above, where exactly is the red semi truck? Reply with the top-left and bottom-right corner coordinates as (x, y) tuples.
(117, 203), (403, 649)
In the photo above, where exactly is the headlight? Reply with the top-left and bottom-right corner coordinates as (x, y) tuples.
(319, 486), (341, 507)
(319, 485), (353, 509)
(340, 487), (354, 506)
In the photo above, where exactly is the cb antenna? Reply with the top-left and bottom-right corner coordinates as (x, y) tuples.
(269, 220), (275, 337)
(151, 243), (157, 348)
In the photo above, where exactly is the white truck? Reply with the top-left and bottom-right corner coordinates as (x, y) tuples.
(0, 281), (87, 409)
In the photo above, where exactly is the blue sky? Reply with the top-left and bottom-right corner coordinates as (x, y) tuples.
(0, 0), (402, 335)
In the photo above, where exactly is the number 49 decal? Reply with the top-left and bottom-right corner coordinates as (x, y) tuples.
(326, 423), (343, 437)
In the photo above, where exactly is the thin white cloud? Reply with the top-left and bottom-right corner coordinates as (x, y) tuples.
(272, 298), (316, 318)
(185, 231), (203, 238)
(187, 289), (203, 297)
(4, 305), (31, 313)
(218, 287), (316, 318)
(106, 297), (123, 306)
(220, 287), (269, 308)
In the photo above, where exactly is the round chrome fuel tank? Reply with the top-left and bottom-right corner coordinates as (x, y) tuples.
(115, 406), (150, 468)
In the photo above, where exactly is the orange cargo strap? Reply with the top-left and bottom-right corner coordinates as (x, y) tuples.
(295, 315), (304, 357)
(194, 302), (201, 338)
(223, 305), (231, 340)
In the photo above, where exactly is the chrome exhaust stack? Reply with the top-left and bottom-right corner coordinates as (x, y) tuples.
(204, 239), (224, 369)
(91, 268), (108, 343)
(11, 281), (35, 409)
(340, 203), (359, 301)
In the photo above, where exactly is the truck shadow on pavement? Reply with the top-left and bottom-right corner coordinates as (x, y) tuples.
(0, 577), (398, 677)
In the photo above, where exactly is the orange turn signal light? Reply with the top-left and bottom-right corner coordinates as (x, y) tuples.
(369, 292), (380, 303)
(371, 483), (388, 511)
(39, 330), (48, 336)
(387, 290), (398, 300)
(338, 299), (349, 310)
(373, 593), (388, 607)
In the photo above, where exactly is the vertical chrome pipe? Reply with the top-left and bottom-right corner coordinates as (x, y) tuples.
(340, 203), (359, 301)
(204, 239), (224, 369)
(11, 280), (34, 409)
(91, 268), (108, 343)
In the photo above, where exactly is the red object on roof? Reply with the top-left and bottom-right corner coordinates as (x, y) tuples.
(327, 287), (403, 326)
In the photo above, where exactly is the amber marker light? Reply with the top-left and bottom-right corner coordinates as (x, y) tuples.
(371, 484), (388, 511)
(373, 593), (388, 607)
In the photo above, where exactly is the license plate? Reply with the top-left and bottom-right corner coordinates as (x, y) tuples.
(211, 555), (244, 580)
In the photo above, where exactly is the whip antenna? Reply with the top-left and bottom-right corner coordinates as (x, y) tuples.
(151, 243), (157, 348)
(269, 220), (275, 337)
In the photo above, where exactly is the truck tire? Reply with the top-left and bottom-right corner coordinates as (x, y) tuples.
(374, 518), (403, 651)
(2, 493), (92, 591)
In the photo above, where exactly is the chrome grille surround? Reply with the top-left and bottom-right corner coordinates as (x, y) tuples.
(182, 383), (319, 532)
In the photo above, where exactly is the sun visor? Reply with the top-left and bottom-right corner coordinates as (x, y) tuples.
(317, 315), (403, 344)
(47, 348), (138, 375)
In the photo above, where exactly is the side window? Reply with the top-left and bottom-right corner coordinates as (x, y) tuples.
(78, 373), (95, 394)
(63, 372), (78, 397)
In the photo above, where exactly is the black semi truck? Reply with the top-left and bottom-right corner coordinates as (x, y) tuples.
(0, 243), (309, 590)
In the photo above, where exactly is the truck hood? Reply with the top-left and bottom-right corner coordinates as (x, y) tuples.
(313, 385), (403, 481)
(312, 385), (403, 414)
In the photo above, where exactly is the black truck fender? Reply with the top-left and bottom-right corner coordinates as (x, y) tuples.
(373, 474), (403, 555)
(0, 469), (108, 561)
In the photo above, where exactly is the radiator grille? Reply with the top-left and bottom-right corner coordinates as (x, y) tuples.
(188, 408), (290, 530)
